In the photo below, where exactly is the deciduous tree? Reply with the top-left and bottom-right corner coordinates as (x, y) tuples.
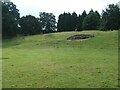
(100, 4), (120, 30)
(39, 12), (56, 33)
(2, 1), (20, 38)
(19, 15), (42, 35)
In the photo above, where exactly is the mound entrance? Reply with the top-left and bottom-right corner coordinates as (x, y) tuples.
(67, 34), (95, 40)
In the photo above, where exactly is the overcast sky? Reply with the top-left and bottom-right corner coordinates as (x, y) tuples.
(11, 0), (119, 20)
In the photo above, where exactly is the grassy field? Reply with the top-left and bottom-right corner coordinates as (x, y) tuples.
(2, 31), (118, 88)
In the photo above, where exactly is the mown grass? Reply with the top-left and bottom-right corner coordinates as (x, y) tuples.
(2, 30), (118, 88)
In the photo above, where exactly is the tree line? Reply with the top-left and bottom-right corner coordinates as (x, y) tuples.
(57, 5), (120, 32)
(57, 10), (100, 32)
(2, 1), (120, 39)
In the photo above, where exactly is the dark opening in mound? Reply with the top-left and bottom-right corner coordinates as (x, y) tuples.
(67, 34), (95, 40)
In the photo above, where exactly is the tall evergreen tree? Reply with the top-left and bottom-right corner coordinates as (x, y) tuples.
(71, 12), (78, 31)
(76, 10), (87, 31)
(57, 14), (64, 32)
(76, 14), (82, 31)
(81, 10), (87, 20)
(80, 10), (87, 30)
(57, 12), (71, 32)
(95, 10), (101, 18)
(64, 13), (71, 31)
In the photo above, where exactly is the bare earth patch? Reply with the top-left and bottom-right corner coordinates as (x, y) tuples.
(67, 34), (95, 41)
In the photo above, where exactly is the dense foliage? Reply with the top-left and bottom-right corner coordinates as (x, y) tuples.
(100, 4), (120, 30)
(57, 10), (100, 31)
(57, 5), (120, 31)
(57, 13), (72, 32)
(19, 15), (42, 35)
(57, 12), (84, 32)
(2, 1), (120, 39)
(2, 1), (20, 38)
(39, 12), (56, 33)
(82, 10), (100, 30)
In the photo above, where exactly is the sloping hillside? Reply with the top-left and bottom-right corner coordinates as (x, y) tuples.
(2, 31), (118, 88)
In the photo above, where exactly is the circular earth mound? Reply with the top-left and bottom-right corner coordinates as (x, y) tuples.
(67, 34), (95, 40)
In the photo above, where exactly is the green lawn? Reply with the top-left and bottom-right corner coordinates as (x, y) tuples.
(2, 31), (118, 88)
